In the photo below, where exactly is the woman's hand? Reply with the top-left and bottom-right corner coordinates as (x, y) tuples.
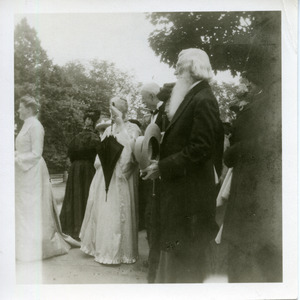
(110, 105), (124, 127)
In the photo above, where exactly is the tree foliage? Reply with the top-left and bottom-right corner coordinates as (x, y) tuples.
(210, 81), (239, 122)
(14, 18), (52, 86)
(147, 11), (281, 80)
(147, 11), (281, 123)
(14, 18), (143, 172)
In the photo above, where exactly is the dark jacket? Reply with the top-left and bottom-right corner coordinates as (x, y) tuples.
(155, 102), (169, 132)
(67, 128), (100, 163)
(158, 80), (224, 253)
(222, 80), (282, 282)
(141, 102), (170, 133)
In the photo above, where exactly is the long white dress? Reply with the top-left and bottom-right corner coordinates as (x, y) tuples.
(80, 121), (141, 264)
(15, 116), (76, 261)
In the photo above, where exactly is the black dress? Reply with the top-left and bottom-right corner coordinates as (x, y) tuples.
(60, 128), (100, 240)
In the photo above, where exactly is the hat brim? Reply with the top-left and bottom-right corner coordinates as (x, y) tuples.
(134, 123), (161, 170)
(96, 121), (112, 130)
(134, 136), (144, 165)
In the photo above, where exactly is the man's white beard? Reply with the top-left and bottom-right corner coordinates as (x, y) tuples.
(167, 74), (194, 121)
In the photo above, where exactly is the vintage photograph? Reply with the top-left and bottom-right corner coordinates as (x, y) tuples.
(0, 0), (298, 299)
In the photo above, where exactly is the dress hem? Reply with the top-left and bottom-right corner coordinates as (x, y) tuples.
(80, 245), (138, 265)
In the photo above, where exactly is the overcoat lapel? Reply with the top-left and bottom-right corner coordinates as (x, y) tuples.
(155, 103), (165, 126)
(165, 80), (209, 132)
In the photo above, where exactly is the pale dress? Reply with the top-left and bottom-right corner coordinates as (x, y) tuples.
(80, 121), (141, 264)
(15, 116), (77, 261)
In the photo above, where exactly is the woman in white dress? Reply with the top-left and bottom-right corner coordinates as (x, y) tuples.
(80, 97), (141, 264)
(15, 95), (77, 261)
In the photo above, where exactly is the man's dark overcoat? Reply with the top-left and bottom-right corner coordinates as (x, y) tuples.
(145, 101), (170, 282)
(222, 80), (282, 282)
(158, 80), (224, 258)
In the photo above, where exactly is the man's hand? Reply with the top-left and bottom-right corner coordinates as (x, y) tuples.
(141, 160), (160, 180)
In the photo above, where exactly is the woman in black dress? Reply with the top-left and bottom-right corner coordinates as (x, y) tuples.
(60, 110), (100, 240)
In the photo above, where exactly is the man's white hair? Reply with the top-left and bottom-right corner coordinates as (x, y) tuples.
(177, 48), (213, 81)
(141, 82), (160, 96)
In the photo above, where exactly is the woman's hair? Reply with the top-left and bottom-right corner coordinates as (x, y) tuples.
(110, 97), (128, 118)
(20, 95), (40, 115)
(83, 109), (101, 126)
(177, 48), (213, 81)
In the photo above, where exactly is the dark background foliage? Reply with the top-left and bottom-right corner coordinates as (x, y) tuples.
(14, 18), (143, 172)
(14, 12), (281, 173)
(147, 11), (281, 80)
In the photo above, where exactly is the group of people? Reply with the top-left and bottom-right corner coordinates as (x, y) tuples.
(15, 44), (281, 283)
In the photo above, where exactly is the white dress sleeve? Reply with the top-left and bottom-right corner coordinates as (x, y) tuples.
(115, 123), (141, 179)
(15, 122), (44, 171)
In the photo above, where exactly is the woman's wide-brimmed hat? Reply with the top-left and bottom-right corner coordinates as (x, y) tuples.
(84, 109), (101, 125)
(134, 123), (161, 170)
(95, 119), (112, 131)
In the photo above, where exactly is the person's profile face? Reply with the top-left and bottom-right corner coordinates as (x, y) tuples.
(84, 117), (93, 127)
(174, 61), (191, 80)
(174, 59), (185, 78)
(141, 91), (156, 110)
(174, 64), (180, 76)
(18, 103), (31, 121)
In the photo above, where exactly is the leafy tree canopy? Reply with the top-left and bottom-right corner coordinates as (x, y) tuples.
(147, 11), (281, 122)
(210, 80), (239, 122)
(14, 18), (143, 172)
(147, 11), (281, 80)
(15, 18), (52, 87)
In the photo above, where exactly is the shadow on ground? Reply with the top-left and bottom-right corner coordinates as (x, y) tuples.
(16, 182), (228, 284)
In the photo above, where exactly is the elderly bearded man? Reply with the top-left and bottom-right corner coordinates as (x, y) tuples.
(143, 48), (224, 283)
